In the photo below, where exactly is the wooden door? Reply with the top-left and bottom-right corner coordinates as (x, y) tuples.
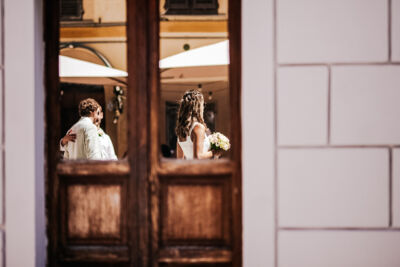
(45, 0), (241, 266)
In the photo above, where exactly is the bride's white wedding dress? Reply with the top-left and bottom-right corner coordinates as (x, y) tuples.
(178, 122), (210, 159)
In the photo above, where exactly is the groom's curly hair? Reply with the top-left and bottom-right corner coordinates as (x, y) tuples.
(79, 98), (100, 117)
(175, 89), (206, 139)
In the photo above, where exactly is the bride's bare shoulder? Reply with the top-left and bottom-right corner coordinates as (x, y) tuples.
(192, 123), (205, 135)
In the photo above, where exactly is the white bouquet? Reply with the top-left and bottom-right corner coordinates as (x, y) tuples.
(208, 132), (231, 151)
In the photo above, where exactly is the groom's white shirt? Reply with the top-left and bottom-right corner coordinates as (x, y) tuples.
(61, 116), (102, 160)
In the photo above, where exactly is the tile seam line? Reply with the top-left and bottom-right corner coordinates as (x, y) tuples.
(273, 0), (278, 266)
(278, 62), (400, 67)
(389, 148), (393, 227)
(279, 145), (400, 149)
(279, 227), (400, 231)
(389, 0), (392, 62)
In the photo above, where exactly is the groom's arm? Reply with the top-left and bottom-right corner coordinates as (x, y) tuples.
(60, 130), (76, 152)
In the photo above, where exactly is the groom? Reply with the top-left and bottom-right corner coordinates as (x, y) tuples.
(60, 98), (102, 160)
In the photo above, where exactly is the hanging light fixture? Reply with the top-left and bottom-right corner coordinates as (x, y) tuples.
(208, 91), (213, 101)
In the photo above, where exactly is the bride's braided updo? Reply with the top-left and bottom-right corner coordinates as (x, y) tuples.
(175, 89), (206, 139)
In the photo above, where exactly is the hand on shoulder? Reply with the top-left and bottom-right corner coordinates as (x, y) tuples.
(61, 129), (76, 146)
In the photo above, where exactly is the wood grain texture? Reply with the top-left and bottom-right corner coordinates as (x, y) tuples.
(67, 185), (121, 239)
(59, 175), (128, 247)
(126, 0), (152, 265)
(159, 248), (232, 264)
(60, 25), (126, 38)
(45, 0), (61, 265)
(228, 1), (243, 266)
(158, 159), (233, 176)
(164, 184), (223, 240)
(149, 0), (161, 265)
(159, 175), (231, 247)
(160, 21), (227, 33)
(59, 21), (227, 39)
(57, 160), (130, 176)
(60, 245), (130, 264)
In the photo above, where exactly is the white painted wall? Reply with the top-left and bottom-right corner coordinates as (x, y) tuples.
(243, 0), (400, 266)
(3, 0), (45, 266)
(242, 0), (275, 266)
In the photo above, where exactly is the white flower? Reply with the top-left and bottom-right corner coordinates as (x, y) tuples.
(208, 132), (231, 151)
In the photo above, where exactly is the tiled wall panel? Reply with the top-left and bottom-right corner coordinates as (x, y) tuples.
(279, 231), (400, 267)
(279, 149), (389, 227)
(277, 0), (388, 63)
(331, 66), (400, 145)
(278, 67), (328, 145)
(246, 0), (400, 266)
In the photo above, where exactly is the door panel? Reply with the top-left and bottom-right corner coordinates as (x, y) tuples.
(159, 175), (231, 246)
(67, 184), (121, 240)
(58, 174), (129, 263)
(154, 174), (233, 265)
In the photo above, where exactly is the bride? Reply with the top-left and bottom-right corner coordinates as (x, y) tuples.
(175, 89), (220, 159)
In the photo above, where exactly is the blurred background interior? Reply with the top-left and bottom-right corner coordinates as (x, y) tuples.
(59, 0), (230, 159)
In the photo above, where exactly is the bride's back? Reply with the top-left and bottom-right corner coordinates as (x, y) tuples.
(178, 122), (210, 159)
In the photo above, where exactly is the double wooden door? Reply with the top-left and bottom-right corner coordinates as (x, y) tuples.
(45, 0), (242, 266)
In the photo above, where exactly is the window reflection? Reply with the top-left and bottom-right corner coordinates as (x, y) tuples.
(59, 0), (128, 160)
(159, 0), (230, 159)
(60, 98), (118, 160)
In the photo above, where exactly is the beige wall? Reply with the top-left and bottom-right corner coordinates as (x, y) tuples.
(83, 0), (126, 23)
